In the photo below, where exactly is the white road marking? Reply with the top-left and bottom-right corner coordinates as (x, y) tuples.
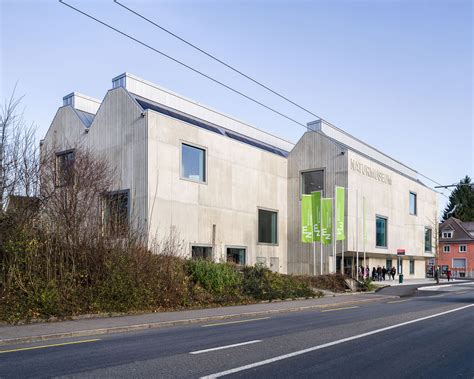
(190, 340), (262, 355)
(201, 317), (270, 328)
(201, 304), (474, 378)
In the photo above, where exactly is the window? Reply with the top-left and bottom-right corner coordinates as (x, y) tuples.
(459, 245), (467, 253)
(103, 190), (129, 237)
(181, 143), (206, 182)
(301, 170), (324, 195)
(409, 192), (417, 215)
(191, 246), (212, 260)
(112, 76), (126, 88)
(443, 245), (450, 253)
(386, 259), (393, 270)
(409, 260), (415, 274)
(424, 228), (432, 252)
(55, 150), (75, 187)
(376, 216), (387, 248)
(63, 96), (73, 106)
(442, 231), (453, 238)
(258, 209), (278, 244)
(452, 258), (466, 269)
(227, 248), (246, 265)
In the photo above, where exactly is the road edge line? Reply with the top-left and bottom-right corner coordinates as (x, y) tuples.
(0, 296), (391, 346)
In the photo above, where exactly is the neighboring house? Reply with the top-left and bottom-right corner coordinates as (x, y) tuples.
(41, 72), (438, 277)
(438, 217), (474, 278)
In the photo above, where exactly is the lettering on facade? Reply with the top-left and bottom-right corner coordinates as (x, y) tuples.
(350, 159), (392, 185)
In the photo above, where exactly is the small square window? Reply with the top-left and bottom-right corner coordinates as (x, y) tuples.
(227, 248), (246, 265)
(443, 245), (450, 253)
(192, 246), (212, 260)
(442, 231), (453, 238)
(409, 192), (417, 215)
(181, 143), (206, 183)
(459, 245), (467, 253)
(301, 170), (324, 195)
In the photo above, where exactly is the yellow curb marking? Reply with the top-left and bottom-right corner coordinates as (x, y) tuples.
(202, 317), (271, 328)
(320, 306), (359, 313)
(387, 299), (412, 304)
(0, 339), (101, 354)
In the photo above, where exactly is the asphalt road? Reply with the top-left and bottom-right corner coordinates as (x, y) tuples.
(1, 282), (473, 378)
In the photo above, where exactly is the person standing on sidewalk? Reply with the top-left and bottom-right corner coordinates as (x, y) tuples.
(391, 266), (396, 280)
(447, 268), (451, 282)
(434, 266), (440, 284)
(382, 266), (387, 281)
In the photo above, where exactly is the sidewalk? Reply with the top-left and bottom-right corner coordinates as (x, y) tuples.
(0, 293), (392, 346)
(372, 278), (467, 287)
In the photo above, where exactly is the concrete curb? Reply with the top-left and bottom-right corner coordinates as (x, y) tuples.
(0, 296), (395, 346)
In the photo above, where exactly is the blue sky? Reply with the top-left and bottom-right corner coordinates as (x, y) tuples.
(1, 0), (472, 210)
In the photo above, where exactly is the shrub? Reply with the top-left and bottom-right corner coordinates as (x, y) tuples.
(242, 264), (315, 301)
(186, 260), (243, 303)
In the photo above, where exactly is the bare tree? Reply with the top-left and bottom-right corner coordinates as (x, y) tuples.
(39, 146), (115, 246)
(0, 87), (39, 210)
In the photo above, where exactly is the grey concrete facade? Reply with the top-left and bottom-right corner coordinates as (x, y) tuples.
(42, 72), (438, 278)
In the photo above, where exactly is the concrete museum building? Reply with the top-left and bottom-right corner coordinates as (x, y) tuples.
(42, 73), (438, 278)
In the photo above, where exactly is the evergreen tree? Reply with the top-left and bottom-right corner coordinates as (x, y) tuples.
(442, 176), (474, 221)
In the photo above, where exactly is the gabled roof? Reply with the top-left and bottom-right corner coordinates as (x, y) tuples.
(439, 217), (474, 242)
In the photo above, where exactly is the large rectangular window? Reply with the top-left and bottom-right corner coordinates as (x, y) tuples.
(191, 246), (212, 260)
(258, 209), (278, 244)
(181, 143), (206, 182)
(103, 190), (129, 237)
(227, 247), (246, 265)
(55, 149), (75, 187)
(376, 216), (387, 248)
(301, 170), (324, 195)
(452, 258), (466, 269)
(424, 228), (432, 252)
(409, 192), (417, 215)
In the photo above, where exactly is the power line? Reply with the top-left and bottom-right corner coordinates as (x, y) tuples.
(59, 1), (449, 195)
(114, 0), (328, 123)
(112, 1), (450, 195)
(58, 0), (308, 131)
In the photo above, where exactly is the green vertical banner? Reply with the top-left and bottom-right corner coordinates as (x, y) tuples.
(301, 194), (314, 243)
(311, 191), (322, 242)
(321, 198), (333, 245)
(335, 186), (345, 241)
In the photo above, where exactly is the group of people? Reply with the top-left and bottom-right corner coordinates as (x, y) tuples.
(357, 265), (396, 281)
